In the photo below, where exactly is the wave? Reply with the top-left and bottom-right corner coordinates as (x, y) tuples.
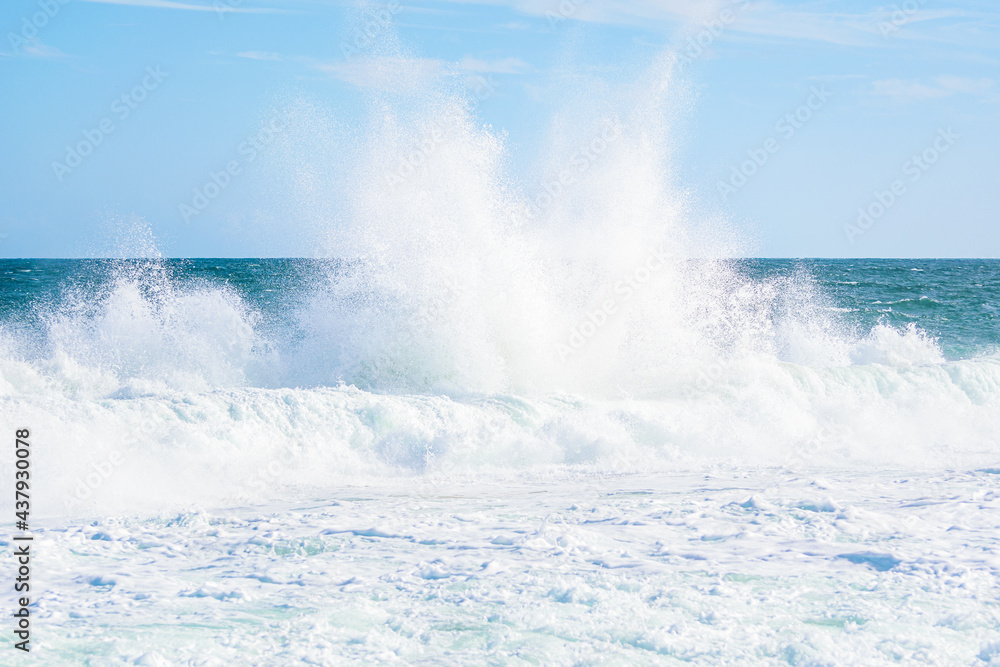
(6, 350), (1000, 518)
(3, 42), (999, 516)
(3, 259), (999, 518)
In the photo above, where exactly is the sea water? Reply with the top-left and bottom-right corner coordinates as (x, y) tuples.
(1, 257), (999, 664)
(2, 45), (1000, 664)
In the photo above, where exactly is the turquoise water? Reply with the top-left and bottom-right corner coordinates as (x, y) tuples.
(2, 258), (997, 365)
(741, 259), (1000, 360)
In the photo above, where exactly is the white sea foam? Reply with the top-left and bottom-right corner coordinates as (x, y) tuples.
(25, 469), (1000, 664)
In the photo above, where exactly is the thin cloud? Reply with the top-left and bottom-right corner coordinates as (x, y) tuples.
(496, 21), (532, 30)
(459, 56), (529, 74)
(806, 74), (867, 81)
(869, 7), (973, 28)
(23, 40), (71, 59)
(872, 76), (995, 101)
(936, 75), (995, 95)
(234, 49), (500, 91)
(315, 57), (445, 91)
(79, 0), (282, 13)
(237, 51), (283, 61)
(450, 0), (728, 27)
(6, 38), (73, 59)
(437, 0), (1000, 48)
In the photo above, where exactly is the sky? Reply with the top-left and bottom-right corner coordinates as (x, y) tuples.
(0, 0), (998, 258)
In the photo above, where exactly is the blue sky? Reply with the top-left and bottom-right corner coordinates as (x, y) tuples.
(1, 0), (998, 257)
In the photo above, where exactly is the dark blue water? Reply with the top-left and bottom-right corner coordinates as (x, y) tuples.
(741, 259), (1000, 360)
(2, 258), (996, 362)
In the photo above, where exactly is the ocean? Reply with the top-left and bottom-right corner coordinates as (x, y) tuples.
(2, 256), (999, 664)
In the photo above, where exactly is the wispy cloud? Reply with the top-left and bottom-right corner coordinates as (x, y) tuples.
(233, 48), (503, 91)
(459, 56), (529, 74)
(868, 7), (972, 30)
(314, 57), (445, 91)
(439, 0), (1000, 49)
(496, 21), (532, 30)
(442, 0), (728, 27)
(236, 51), (283, 61)
(79, 0), (282, 13)
(4, 38), (72, 60)
(22, 40), (72, 59)
(872, 76), (995, 101)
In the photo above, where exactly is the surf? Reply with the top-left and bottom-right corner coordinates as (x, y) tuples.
(1, 40), (999, 517)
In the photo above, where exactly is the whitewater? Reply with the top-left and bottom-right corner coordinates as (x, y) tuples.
(2, 43), (1000, 666)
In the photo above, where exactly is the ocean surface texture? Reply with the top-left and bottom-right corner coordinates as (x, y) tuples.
(2, 257), (999, 665)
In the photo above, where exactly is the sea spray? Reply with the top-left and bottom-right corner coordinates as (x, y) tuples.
(2, 43), (999, 517)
